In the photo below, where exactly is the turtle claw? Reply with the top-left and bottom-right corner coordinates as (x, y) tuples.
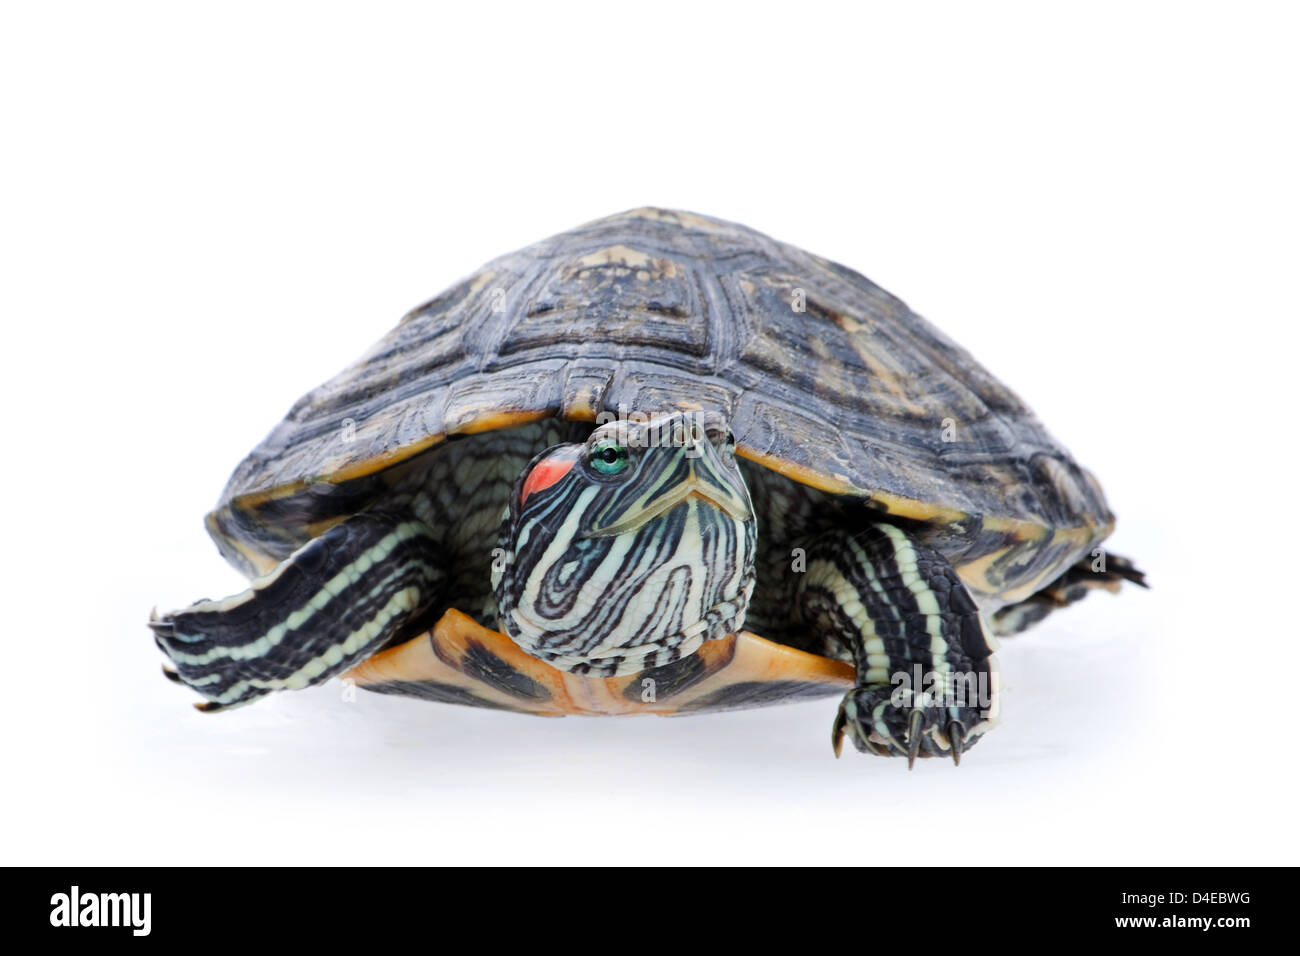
(947, 721), (965, 766)
(834, 685), (984, 765)
(832, 706), (847, 758)
(161, 664), (182, 684)
(147, 609), (175, 640)
(907, 708), (924, 770)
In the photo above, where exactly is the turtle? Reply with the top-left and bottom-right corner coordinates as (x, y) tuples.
(150, 207), (1145, 765)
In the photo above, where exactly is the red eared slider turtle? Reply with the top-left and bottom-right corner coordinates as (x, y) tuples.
(151, 208), (1144, 765)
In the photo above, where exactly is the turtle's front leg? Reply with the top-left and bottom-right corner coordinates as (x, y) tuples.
(797, 523), (998, 766)
(151, 512), (444, 711)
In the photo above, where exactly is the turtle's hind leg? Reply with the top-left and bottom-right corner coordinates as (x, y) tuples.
(798, 523), (999, 766)
(990, 552), (1147, 637)
(151, 512), (445, 711)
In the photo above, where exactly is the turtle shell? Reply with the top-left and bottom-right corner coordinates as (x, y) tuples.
(209, 207), (1112, 604)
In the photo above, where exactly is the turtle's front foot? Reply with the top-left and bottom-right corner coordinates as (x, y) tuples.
(798, 523), (1001, 767)
(833, 683), (988, 767)
(151, 512), (444, 712)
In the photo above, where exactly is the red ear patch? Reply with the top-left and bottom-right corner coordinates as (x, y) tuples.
(519, 448), (578, 507)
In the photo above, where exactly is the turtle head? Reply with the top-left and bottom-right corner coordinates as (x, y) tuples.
(492, 411), (756, 676)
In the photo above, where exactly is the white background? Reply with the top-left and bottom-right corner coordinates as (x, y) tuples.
(2, 2), (1296, 865)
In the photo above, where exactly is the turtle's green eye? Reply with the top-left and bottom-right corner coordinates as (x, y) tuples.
(590, 438), (630, 476)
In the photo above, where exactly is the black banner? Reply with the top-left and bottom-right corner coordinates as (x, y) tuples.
(8, 867), (1286, 941)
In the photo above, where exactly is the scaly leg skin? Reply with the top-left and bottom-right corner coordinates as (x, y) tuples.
(151, 512), (445, 712)
(798, 523), (998, 767)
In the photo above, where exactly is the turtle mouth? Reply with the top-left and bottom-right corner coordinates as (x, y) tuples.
(590, 477), (752, 536)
